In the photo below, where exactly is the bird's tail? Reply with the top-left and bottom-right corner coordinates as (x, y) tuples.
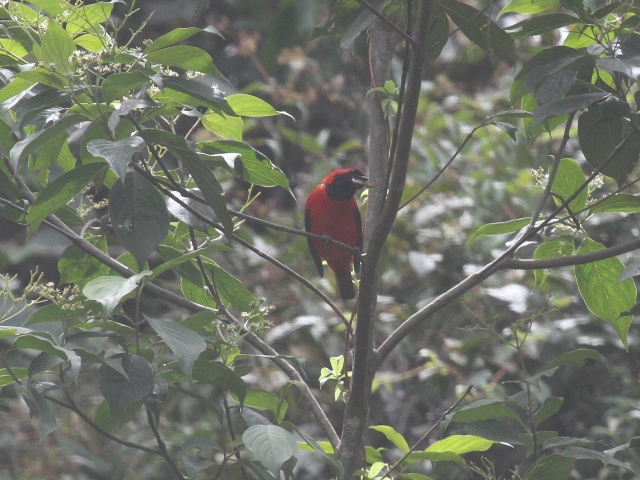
(335, 271), (356, 300)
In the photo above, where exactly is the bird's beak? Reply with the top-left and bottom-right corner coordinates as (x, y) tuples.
(352, 175), (371, 188)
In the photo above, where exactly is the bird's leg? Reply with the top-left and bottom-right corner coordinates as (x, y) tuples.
(323, 234), (332, 249)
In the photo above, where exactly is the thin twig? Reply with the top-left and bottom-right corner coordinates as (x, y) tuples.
(354, 0), (415, 46)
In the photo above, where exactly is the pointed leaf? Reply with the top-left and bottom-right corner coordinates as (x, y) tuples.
(145, 315), (205, 380)
(41, 19), (75, 75)
(437, 0), (516, 62)
(101, 71), (150, 104)
(227, 94), (283, 117)
(370, 425), (410, 452)
(467, 218), (531, 246)
(87, 136), (146, 181)
(426, 434), (501, 454)
(147, 46), (225, 78)
(145, 26), (223, 54)
(539, 348), (607, 374)
(82, 272), (151, 320)
(589, 194), (640, 214)
(550, 158), (588, 215)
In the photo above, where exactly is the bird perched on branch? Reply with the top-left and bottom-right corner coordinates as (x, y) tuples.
(305, 168), (369, 299)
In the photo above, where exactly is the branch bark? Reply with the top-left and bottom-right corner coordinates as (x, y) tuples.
(336, 1), (434, 476)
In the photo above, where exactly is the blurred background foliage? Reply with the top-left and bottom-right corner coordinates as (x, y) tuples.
(2, 0), (640, 479)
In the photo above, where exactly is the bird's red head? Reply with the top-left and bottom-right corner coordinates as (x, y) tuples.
(322, 168), (369, 202)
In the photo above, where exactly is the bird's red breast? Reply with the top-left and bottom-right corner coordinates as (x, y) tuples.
(304, 168), (368, 299)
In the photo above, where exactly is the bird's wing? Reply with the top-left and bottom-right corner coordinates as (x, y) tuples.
(305, 207), (325, 277)
(354, 207), (363, 273)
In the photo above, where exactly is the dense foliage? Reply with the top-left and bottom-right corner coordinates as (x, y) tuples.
(2, 0), (640, 479)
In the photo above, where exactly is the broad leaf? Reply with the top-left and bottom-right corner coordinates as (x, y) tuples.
(523, 454), (575, 480)
(146, 315), (205, 380)
(242, 425), (297, 473)
(87, 136), (146, 181)
(41, 18), (75, 75)
(370, 425), (410, 452)
(98, 352), (154, 421)
(575, 238), (636, 348)
(589, 194), (640, 214)
(22, 385), (58, 442)
(467, 218), (531, 246)
(144, 26), (223, 54)
(82, 271), (151, 320)
(109, 170), (170, 268)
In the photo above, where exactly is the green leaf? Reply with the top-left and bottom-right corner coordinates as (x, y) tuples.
(452, 399), (521, 423)
(59, 234), (111, 288)
(437, 0), (516, 62)
(26, 162), (107, 236)
(159, 77), (233, 114)
(22, 385), (58, 442)
(14, 334), (81, 381)
(87, 136), (146, 180)
(98, 352), (154, 421)
(25, 303), (92, 326)
(101, 71), (150, 104)
(138, 129), (234, 235)
(406, 450), (466, 465)
(575, 238), (636, 348)
(82, 272), (151, 321)
(109, 171), (170, 268)
(589, 194), (640, 214)
(499, 0), (560, 16)
(9, 114), (86, 169)
(144, 26), (223, 54)
(231, 389), (288, 424)
(146, 46), (225, 78)
(533, 397), (564, 427)
(467, 217), (531, 246)
(202, 111), (243, 141)
(227, 94), (282, 117)
(532, 93), (609, 127)
(538, 348), (607, 374)
(151, 242), (232, 279)
(370, 425), (410, 452)
(242, 425), (297, 473)
(197, 140), (289, 189)
(533, 236), (575, 287)
(189, 360), (247, 404)
(41, 19), (75, 75)
(506, 14), (579, 38)
(145, 315), (205, 380)
(64, 2), (113, 33)
(426, 434), (501, 454)
(0, 77), (34, 104)
(578, 103), (640, 187)
(550, 158), (588, 215)
(523, 454), (575, 480)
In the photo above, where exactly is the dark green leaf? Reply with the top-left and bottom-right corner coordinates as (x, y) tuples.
(9, 114), (86, 169)
(109, 171), (170, 268)
(506, 13), (579, 38)
(533, 92), (609, 127)
(145, 315), (206, 380)
(523, 454), (575, 480)
(589, 194), (640, 214)
(59, 234), (112, 288)
(370, 425), (410, 452)
(468, 217), (531, 246)
(87, 136), (146, 181)
(98, 352), (154, 421)
(26, 162), (107, 236)
(533, 236), (575, 287)
(189, 359), (247, 404)
(452, 399), (521, 423)
(242, 425), (297, 473)
(159, 77), (233, 114)
(101, 71), (150, 104)
(578, 105), (640, 187)
(533, 397), (564, 427)
(437, 0), (516, 62)
(539, 349), (607, 374)
(22, 385), (58, 442)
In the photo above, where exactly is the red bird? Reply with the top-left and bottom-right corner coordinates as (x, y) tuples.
(305, 168), (369, 299)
